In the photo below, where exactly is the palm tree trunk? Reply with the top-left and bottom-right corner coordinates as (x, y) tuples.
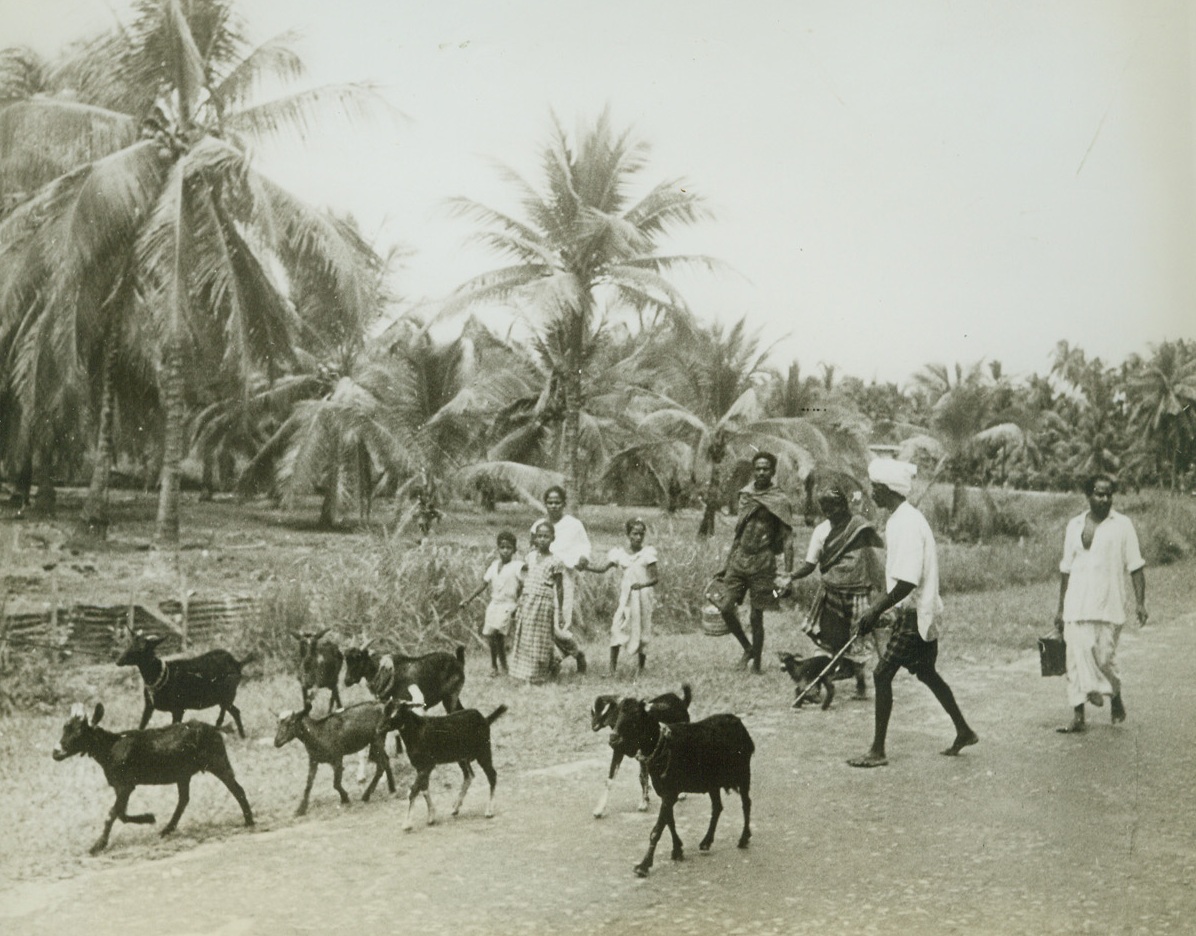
(698, 463), (722, 538)
(33, 449), (56, 515)
(562, 367), (582, 500)
(79, 342), (118, 540)
(155, 341), (186, 545)
(320, 435), (341, 528)
(13, 451), (32, 509)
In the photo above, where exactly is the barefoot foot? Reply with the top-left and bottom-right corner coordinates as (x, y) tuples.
(1111, 696), (1126, 723)
(1056, 721), (1086, 734)
(847, 751), (888, 768)
(941, 730), (979, 756)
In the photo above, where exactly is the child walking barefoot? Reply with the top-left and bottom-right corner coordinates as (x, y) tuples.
(459, 531), (522, 676)
(583, 518), (658, 676)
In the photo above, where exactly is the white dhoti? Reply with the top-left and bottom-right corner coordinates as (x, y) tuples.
(1063, 620), (1122, 708)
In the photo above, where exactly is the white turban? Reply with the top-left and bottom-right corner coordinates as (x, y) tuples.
(868, 458), (917, 497)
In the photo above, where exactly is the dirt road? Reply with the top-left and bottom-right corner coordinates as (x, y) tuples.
(3, 614), (1194, 936)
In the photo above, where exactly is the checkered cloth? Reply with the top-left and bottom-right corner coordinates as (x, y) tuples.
(877, 610), (937, 672)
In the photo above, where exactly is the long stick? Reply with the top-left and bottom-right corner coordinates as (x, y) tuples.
(792, 634), (860, 708)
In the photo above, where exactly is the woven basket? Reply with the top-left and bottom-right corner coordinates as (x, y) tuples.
(701, 604), (730, 637)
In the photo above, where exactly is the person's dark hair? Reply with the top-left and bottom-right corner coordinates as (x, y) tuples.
(752, 451), (778, 471)
(531, 518), (555, 536)
(1083, 473), (1118, 497)
(543, 485), (567, 505)
(625, 517), (647, 536)
(496, 530), (517, 548)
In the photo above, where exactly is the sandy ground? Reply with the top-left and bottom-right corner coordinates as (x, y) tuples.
(1, 612), (1193, 936)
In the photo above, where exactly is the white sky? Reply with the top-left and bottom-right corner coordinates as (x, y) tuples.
(3, 0), (1194, 385)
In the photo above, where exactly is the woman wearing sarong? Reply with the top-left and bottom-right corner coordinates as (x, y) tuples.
(789, 485), (885, 697)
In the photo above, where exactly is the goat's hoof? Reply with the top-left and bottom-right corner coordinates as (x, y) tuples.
(593, 810), (605, 819)
(636, 803), (649, 812)
(699, 841), (712, 852)
(88, 842), (107, 856)
(737, 835), (751, 849)
(634, 864), (650, 878)
(484, 811), (495, 819)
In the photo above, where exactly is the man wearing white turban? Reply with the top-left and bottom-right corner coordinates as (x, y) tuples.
(847, 460), (978, 768)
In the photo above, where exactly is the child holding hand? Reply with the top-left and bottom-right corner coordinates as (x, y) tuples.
(460, 531), (522, 676)
(583, 517), (658, 676)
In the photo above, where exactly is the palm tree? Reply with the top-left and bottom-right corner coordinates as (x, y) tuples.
(447, 108), (720, 498)
(901, 361), (1030, 525)
(612, 317), (854, 536)
(0, 0), (382, 544)
(1127, 340), (1196, 492)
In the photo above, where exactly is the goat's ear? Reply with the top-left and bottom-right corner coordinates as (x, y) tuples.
(361, 637), (375, 652)
(312, 628), (329, 642)
(146, 634), (166, 648)
(91, 703), (105, 726)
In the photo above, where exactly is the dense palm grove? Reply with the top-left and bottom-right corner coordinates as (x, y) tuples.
(2, 1), (1194, 546)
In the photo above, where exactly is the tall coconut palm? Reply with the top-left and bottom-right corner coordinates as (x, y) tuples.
(447, 108), (720, 498)
(900, 361), (1030, 524)
(609, 316), (848, 536)
(0, 0), (382, 544)
(1127, 340), (1196, 492)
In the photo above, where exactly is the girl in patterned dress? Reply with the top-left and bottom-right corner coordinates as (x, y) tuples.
(582, 518), (658, 676)
(509, 520), (565, 683)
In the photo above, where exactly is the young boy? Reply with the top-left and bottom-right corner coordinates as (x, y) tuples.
(460, 531), (522, 676)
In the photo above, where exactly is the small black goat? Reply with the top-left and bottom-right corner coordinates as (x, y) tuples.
(52, 702), (254, 854)
(117, 631), (252, 737)
(273, 701), (394, 816)
(294, 629), (343, 713)
(610, 701), (754, 878)
(590, 683), (691, 818)
(384, 699), (507, 831)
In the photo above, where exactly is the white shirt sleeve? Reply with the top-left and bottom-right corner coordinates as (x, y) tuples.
(805, 520), (830, 565)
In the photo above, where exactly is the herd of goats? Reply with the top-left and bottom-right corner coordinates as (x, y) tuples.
(50, 628), (774, 878)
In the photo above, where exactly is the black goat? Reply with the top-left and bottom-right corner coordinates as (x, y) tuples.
(294, 629), (343, 712)
(610, 701), (754, 878)
(274, 701), (394, 816)
(52, 702), (254, 854)
(117, 631), (252, 737)
(384, 699), (507, 831)
(591, 683), (691, 818)
(343, 639), (466, 711)
(344, 639), (467, 781)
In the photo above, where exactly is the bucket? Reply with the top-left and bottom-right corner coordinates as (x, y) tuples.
(701, 603), (730, 637)
(1037, 634), (1066, 677)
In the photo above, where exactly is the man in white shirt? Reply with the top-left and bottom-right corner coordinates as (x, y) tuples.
(848, 459), (978, 768)
(1054, 474), (1148, 733)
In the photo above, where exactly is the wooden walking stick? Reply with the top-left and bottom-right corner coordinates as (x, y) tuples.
(792, 633), (861, 709)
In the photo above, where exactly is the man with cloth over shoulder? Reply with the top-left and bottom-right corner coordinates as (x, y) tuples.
(848, 458), (978, 768)
(715, 451), (796, 674)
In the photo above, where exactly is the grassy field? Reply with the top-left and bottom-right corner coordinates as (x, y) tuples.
(1, 485), (1194, 884)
